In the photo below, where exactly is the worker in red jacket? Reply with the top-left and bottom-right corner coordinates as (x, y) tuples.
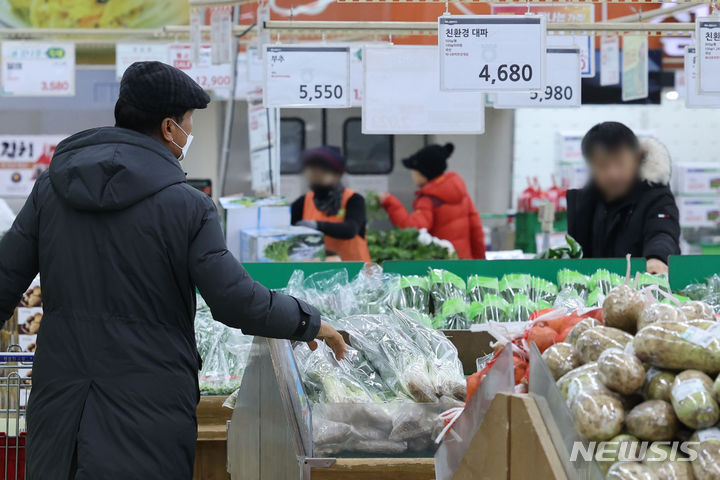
(378, 143), (486, 259)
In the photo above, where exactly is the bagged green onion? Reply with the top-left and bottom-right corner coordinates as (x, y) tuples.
(467, 275), (499, 303)
(499, 273), (531, 302)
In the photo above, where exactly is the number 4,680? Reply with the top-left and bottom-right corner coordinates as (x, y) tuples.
(299, 84), (343, 100)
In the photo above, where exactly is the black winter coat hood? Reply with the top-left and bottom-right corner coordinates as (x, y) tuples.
(0, 126), (320, 479)
(50, 127), (186, 212)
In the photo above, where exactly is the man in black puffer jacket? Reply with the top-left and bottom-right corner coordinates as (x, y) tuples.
(567, 121), (681, 274)
(0, 61), (346, 479)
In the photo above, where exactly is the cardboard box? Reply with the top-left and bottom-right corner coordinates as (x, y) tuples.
(673, 163), (720, 195)
(677, 196), (720, 228)
(240, 226), (324, 262)
(219, 196), (291, 260)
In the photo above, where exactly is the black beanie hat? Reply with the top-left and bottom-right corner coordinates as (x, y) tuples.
(301, 146), (347, 174)
(119, 61), (211, 113)
(402, 143), (454, 180)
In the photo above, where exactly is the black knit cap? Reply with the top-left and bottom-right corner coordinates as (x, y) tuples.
(119, 61), (211, 113)
(402, 143), (454, 180)
(301, 146), (347, 174)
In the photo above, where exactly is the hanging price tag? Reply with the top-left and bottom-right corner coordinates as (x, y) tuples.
(263, 45), (351, 108)
(600, 36), (620, 86)
(621, 35), (649, 102)
(115, 44), (170, 79)
(494, 47), (581, 108)
(439, 15), (546, 92)
(169, 44), (232, 95)
(697, 18), (720, 94)
(1, 42), (75, 97)
(685, 46), (720, 108)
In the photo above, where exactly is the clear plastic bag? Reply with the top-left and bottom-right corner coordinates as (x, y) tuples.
(469, 295), (510, 324)
(467, 275), (499, 303)
(392, 275), (430, 313)
(589, 269), (613, 296)
(557, 269), (589, 296)
(498, 273), (531, 303)
(508, 294), (537, 322)
(433, 298), (469, 330)
(428, 269), (467, 314)
(528, 276), (557, 304)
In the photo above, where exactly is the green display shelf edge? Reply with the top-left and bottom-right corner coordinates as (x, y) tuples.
(668, 255), (720, 292)
(242, 258), (646, 290)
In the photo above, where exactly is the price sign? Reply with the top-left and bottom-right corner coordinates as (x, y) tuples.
(169, 44), (232, 96)
(697, 18), (720, 94)
(439, 15), (546, 92)
(247, 46), (263, 84)
(600, 36), (620, 86)
(685, 46), (720, 109)
(263, 45), (350, 108)
(1, 42), (75, 97)
(115, 44), (170, 79)
(621, 35), (649, 102)
(494, 47), (581, 108)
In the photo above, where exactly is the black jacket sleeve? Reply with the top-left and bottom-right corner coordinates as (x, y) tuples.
(315, 194), (366, 240)
(189, 196), (321, 341)
(642, 191), (681, 264)
(290, 196), (305, 225)
(0, 181), (40, 321)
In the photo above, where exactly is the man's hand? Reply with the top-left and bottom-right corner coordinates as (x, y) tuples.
(646, 258), (669, 274)
(307, 320), (347, 360)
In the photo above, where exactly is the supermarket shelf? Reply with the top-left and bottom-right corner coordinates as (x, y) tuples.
(311, 458), (434, 480)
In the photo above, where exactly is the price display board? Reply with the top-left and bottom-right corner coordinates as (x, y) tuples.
(494, 47), (580, 109)
(263, 45), (350, 108)
(697, 18), (720, 94)
(621, 35), (649, 102)
(363, 45), (484, 135)
(169, 44), (232, 95)
(685, 46), (720, 108)
(1, 42), (75, 97)
(116, 44), (170, 79)
(600, 36), (620, 86)
(439, 15), (546, 92)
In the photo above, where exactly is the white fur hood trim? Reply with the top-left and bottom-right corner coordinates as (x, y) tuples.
(640, 137), (671, 186)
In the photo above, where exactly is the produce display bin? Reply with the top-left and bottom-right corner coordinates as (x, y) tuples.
(668, 254), (720, 291)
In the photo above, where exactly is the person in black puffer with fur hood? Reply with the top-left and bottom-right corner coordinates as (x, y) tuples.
(567, 121), (680, 274)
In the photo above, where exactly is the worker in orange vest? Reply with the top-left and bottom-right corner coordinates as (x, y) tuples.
(291, 146), (371, 262)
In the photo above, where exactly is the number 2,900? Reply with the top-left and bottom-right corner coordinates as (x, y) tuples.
(299, 84), (343, 101)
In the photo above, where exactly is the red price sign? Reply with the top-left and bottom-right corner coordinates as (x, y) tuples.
(41, 81), (70, 92)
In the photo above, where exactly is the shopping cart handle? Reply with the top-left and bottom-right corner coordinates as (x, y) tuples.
(0, 352), (33, 362)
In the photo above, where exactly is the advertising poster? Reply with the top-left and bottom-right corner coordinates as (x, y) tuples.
(0, 135), (65, 197)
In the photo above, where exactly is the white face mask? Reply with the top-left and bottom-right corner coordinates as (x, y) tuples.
(171, 119), (193, 161)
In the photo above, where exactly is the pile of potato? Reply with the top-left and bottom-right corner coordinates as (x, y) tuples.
(542, 285), (720, 480)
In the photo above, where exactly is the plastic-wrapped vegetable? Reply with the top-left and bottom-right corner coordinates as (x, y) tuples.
(625, 400), (678, 441)
(571, 390), (625, 441)
(556, 363), (609, 405)
(597, 348), (645, 395)
(603, 284), (650, 334)
(671, 370), (720, 430)
(597, 435), (640, 474)
(680, 301), (716, 322)
(467, 275), (499, 303)
(575, 326), (633, 364)
(643, 368), (676, 402)
(392, 275), (430, 313)
(606, 462), (654, 480)
(499, 273), (531, 302)
(508, 294), (537, 322)
(636, 272), (671, 300)
(585, 288), (605, 308)
(557, 269), (589, 296)
(542, 342), (582, 380)
(691, 428), (720, 480)
(589, 269), (613, 296)
(553, 286), (587, 312)
(433, 298), (469, 330)
(469, 295), (510, 324)
(528, 277), (557, 304)
(428, 269), (467, 313)
(637, 303), (687, 331)
(565, 317), (602, 346)
(634, 320), (720, 374)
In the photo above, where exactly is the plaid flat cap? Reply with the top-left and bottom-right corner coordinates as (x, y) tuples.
(119, 61), (211, 113)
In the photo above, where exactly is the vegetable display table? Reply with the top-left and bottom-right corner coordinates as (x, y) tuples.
(194, 396), (232, 480)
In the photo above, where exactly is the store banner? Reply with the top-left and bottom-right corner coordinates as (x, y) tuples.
(0, 0), (188, 29)
(684, 46), (720, 108)
(1, 42), (75, 97)
(0, 135), (65, 197)
(621, 35), (649, 102)
(169, 43), (232, 96)
(697, 18), (720, 94)
(363, 45), (485, 135)
(263, 45), (351, 108)
(439, 15), (546, 92)
(494, 47), (581, 109)
(491, 5), (595, 78)
(115, 43), (171, 79)
(600, 35), (620, 86)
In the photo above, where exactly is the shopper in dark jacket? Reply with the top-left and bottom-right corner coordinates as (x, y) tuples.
(567, 122), (680, 274)
(0, 62), (346, 480)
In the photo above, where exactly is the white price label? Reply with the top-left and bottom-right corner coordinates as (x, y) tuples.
(115, 44), (170, 79)
(263, 45), (350, 108)
(671, 378), (707, 401)
(169, 44), (232, 95)
(494, 47), (580, 108)
(621, 35), (649, 102)
(1, 42), (75, 97)
(685, 46), (720, 108)
(600, 36), (620, 86)
(697, 18), (720, 94)
(362, 45), (484, 135)
(439, 15), (546, 92)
